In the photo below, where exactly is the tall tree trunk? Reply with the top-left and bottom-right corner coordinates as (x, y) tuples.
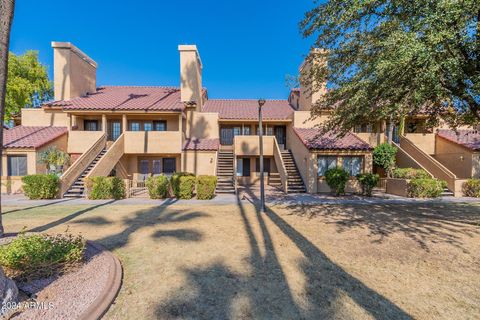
(387, 117), (394, 145)
(0, 0), (16, 237)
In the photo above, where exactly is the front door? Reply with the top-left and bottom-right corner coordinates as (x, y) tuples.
(108, 121), (122, 141)
(274, 126), (286, 148)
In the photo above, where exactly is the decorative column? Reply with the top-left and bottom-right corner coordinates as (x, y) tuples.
(102, 114), (107, 133)
(67, 114), (72, 131)
(122, 114), (128, 133)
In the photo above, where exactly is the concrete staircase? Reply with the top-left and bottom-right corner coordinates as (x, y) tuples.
(64, 149), (107, 198)
(280, 150), (306, 193)
(268, 172), (282, 188)
(216, 150), (235, 194)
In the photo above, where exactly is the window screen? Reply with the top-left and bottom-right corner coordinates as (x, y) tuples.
(317, 156), (337, 176)
(84, 120), (98, 131)
(139, 160), (149, 174)
(7, 155), (27, 176)
(342, 156), (363, 176)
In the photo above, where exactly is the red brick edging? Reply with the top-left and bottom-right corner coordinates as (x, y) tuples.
(78, 241), (123, 320)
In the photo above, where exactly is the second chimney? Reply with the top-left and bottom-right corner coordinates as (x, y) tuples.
(52, 42), (97, 101)
(179, 45), (203, 109)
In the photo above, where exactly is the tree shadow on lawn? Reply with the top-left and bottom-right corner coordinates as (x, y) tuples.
(77, 201), (209, 251)
(29, 200), (117, 233)
(155, 196), (412, 320)
(282, 202), (480, 252)
(2, 198), (75, 215)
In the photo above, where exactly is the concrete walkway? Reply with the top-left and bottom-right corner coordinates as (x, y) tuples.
(2, 189), (479, 208)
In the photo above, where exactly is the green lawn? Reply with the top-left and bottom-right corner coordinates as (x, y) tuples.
(2, 200), (480, 319)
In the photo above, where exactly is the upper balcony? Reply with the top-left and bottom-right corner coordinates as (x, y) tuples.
(124, 131), (182, 154)
(234, 136), (275, 156)
(67, 113), (184, 154)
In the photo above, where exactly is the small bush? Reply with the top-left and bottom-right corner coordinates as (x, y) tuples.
(22, 174), (59, 199)
(146, 175), (170, 199)
(0, 232), (85, 280)
(373, 143), (398, 177)
(392, 168), (430, 180)
(462, 179), (480, 197)
(325, 168), (349, 196)
(196, 176), (217, 200)
(407, 178), (446, 198)
(170, 172), (195, 199)
(85, 176), (125, 200)
(357, 173), (380, 197)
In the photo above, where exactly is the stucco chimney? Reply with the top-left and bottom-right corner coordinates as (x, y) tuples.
(298, 48), (327, 111)
(51, 42), (97, 101)
(179, 45), (203, 108)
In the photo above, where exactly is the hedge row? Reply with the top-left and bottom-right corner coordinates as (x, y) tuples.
(407, 178), (446, 198)
(462, 179), (480, 197)
(146, 173), (217, 200)
(85, 176), (126, 200)
(22, 174), (59, 199)
(392, 168), (430, 179)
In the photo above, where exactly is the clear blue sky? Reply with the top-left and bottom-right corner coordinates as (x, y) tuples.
(10, 0), (317, 100)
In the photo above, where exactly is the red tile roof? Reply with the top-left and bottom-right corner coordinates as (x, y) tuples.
(437, 129), (480, 151)
(46, 86), (184, 112)
(202, 99), (294, 120)
(4, 126), (68, 149)
(293, 128), (372, 151)
(183, 138), (219, 151)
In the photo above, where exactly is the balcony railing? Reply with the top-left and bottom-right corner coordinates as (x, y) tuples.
(234, 136), (275, 156)
(67, 131), (105, 154)
(124, 131), (182, 154)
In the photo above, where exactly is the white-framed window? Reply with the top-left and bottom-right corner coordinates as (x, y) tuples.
(317, 156), (337, 176)
(342, 156), (363, 176)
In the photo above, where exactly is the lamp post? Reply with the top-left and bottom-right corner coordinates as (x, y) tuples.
(258, 98), (266, 213)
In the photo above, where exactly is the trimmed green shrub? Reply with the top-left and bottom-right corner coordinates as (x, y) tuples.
(357, 173), (380, 196)
(407, 178), (446, 198)
(196, 176), (217, 200)
(392, 168), (430, 179)
(325, 168), (349, 196)
(22, 174), (59, 199)
(373, 143), (398, 177)
(462, 179), (480, 197)
(170, 172), (195, 199)
(0, 232), (85, 280)
(146, 175), (170, 199)
(85, 176), (126, 200)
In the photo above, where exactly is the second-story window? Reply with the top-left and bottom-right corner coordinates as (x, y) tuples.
(130, 122), (141, 131)
(153, 121), (166, 131)
(144, 122), (153, 131)
(84, 120), (98, 131)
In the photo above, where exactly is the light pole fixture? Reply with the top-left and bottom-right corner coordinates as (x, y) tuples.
(258, 98), (266, 213)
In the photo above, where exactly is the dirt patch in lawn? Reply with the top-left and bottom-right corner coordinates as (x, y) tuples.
(3, 200), (480, 319)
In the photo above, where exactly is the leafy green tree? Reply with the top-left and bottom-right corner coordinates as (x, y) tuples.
(38, 146), (70, 175)
(5, 51), (52, 121)
(300, 0), (480, 132)
(373, 143), (398, 177)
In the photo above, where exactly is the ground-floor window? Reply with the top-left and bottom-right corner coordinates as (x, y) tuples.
(343, 156), (363, 176)
(317, 156), (337, 176)
(7, 155), (27, 176)
(138, 158), (176, 175)
(163, 158), (176, 174)
(255, 158), (271, 175)
(236, 158), (251, 177)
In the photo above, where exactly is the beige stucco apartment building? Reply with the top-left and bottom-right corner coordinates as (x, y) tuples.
(2, 42), (479, 197)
